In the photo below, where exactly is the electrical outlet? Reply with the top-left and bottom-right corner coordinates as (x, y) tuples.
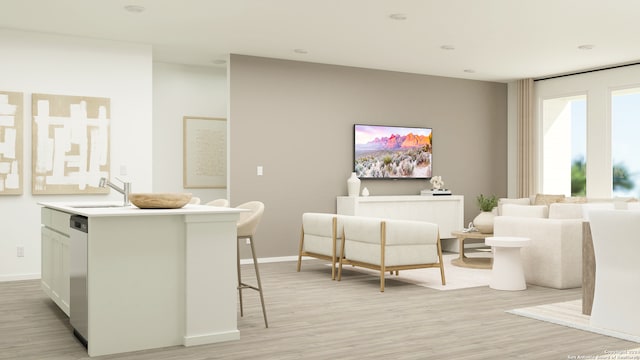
(17, 246), (24, 257)
(246, 238), (251, 245)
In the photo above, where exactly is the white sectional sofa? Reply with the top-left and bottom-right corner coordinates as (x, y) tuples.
(493, 194), (636, 289)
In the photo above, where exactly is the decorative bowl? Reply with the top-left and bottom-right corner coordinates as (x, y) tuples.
(129, 193), (192, 209)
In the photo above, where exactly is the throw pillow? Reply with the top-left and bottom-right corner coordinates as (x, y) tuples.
(561, 197), (587, 204)
(534, 193), (565, 206)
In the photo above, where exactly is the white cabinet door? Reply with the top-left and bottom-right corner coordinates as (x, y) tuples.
(41, 208), (71, 316)
(41, 227), (55, 300)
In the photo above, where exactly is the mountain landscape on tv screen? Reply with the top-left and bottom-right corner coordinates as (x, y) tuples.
(355, 132), (432, 178)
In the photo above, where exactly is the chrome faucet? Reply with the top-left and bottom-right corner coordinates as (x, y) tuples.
(99, 177), (131, 206)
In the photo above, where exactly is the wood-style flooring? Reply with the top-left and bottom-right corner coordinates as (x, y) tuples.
(0, 259), (636, 360)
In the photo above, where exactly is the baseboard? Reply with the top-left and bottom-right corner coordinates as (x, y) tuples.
(0, 273), (40, 282)
(184, 330), (240, 346)
(240, 255), (312, 265)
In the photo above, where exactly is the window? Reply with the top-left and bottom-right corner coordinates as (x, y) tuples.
(611, 88), (640, 197)
(533, 64), (640, 199)
(542, 95), (586, 196)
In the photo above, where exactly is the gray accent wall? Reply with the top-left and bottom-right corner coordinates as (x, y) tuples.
(230, 54), (507, 259)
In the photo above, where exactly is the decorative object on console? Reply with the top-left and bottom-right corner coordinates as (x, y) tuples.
(473, 194), (498, 234)
(347, 172), (361, 197)
(361, 187), (369, 196)
(430, 175), (444, 189)
(420, 175), (452, 195)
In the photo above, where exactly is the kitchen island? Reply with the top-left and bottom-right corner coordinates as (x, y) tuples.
(39, 201), (244, 357)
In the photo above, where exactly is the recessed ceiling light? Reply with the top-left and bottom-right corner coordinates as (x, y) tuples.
(578, 44), (595, 50)
(440, 45), (455, 51)
(124, 5), (145, 13)
(293, 49), (308, 54)
(212, 59), (226, 65)
(389, 13), (407, 20)
(463, 69), (476, 73)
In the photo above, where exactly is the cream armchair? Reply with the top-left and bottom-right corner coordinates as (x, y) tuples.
(337, 216), (445, 292)
(297, 213), (344, 280)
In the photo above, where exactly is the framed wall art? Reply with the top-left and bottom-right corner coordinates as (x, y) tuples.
(0, 91), (23, 195)
(183, 116), (227, 189)
(32, 93), (111, 194)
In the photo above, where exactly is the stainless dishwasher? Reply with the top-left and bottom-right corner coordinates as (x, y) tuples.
(69, 215), (88, 348)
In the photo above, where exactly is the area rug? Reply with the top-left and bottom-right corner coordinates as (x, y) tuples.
(508, 299), (640, 344)
(338, 252), (492, 291)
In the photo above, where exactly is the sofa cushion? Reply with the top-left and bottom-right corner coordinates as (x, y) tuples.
(501, 204), (548, 218)
(548, 203), (583, 219)
(534, 193), (565, 206)
(497, 197), (531, 216)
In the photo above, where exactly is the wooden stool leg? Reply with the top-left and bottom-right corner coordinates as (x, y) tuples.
(249, 237), (268, 328)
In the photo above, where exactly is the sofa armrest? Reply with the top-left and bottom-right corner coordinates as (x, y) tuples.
(493, 216), (582, 289)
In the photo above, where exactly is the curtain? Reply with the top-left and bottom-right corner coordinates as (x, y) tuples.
(517, 78), (535, 197)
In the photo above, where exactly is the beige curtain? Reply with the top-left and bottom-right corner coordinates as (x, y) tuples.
(517, 78), (535, 197)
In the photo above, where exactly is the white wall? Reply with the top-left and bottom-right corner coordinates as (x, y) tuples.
(0, 30), (153, 281)
(152, 62), (228, 203)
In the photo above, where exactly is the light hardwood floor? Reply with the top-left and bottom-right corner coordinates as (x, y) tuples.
(0, 259), (635, 360)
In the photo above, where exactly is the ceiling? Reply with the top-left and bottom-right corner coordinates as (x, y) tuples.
(1, 0), (640, 83)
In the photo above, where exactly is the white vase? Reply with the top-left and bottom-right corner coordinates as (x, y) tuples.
(347, 172), (361, 197)
(362, 187), (369, 197)
(473, 211), (495, 234)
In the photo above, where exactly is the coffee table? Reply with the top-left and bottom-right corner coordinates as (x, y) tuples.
(450, 230), (493, 269)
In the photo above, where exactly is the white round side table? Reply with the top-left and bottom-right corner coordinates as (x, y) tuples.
(485, 236), (531, 291)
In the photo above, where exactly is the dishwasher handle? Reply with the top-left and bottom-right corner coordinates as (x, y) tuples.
(70, 215), (88, 233)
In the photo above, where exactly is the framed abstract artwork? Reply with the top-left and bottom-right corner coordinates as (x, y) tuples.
(32, 93), (111, 194)
(0, 91), (23, 195)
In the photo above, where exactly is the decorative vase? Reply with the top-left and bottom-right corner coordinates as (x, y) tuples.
(347, 172), (361, 197)
(362, 187), (369, 197)
(473, 211), (495, 234)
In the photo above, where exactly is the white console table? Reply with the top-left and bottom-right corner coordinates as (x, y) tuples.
(336, 195), (464, 251)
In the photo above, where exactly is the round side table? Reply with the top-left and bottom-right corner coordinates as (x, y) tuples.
(485, 236), (531, 291)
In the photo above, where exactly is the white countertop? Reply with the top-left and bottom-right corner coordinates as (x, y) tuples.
(39, 201), (246, 217)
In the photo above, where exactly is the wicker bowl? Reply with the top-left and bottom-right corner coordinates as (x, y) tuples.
(129, 193), (192, 209)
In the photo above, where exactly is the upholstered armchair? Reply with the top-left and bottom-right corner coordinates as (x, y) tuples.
(297, 213), (344, 280)
(337, 216), (445, 292)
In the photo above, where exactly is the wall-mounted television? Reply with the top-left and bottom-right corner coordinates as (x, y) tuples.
(354, 124), (432, 179)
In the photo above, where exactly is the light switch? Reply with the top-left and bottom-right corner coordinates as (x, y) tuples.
(257, 166), (263, 176)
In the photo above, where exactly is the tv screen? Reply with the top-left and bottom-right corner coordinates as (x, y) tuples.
(354, 124), (432, 179)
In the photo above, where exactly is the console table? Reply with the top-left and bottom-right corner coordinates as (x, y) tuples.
(336, 195), (464, 252)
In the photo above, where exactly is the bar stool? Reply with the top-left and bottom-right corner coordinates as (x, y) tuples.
(235, 201), (268, 328)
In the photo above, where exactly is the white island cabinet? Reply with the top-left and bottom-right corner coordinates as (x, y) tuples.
(41, 207), (71, 316)
(39, 202), (245, 357)
(337, 195), (464, 251)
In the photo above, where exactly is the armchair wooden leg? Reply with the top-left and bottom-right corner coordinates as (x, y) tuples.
(296, 227), (304, 272)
